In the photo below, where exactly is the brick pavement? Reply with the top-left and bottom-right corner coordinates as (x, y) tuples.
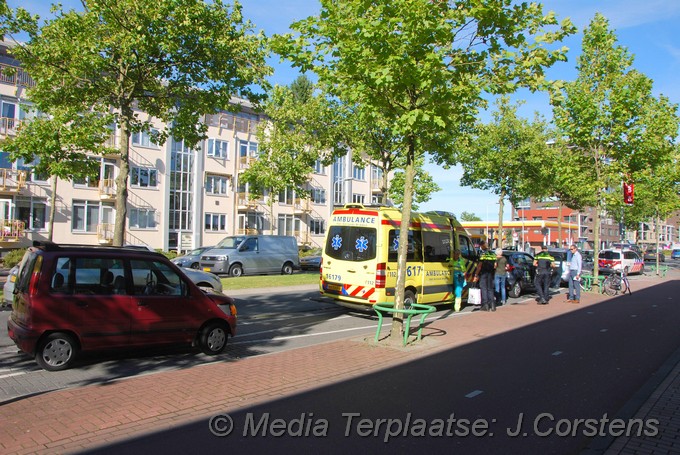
(0, 271), (678, 454)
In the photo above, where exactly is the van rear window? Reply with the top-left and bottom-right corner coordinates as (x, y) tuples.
(325, 226), (376, 261)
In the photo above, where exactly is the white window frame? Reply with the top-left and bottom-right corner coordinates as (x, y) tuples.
(205, 213), (227, 232)
(310, 187), (326, 204)
(206, 174), (230, 195)
(207, 138), (229, 159)
(129, 208), (157, 229)
(310, 218), (325, 235)
(72, 200), (101, 233)
(130, 166), (158, 188)
(131, 128), (160, 149)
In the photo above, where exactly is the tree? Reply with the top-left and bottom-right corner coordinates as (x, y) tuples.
(0, 110), (114, 240)
(460, 211), (482, 222)
(389, 155), (441, 211)
(275, 0), (574, 341)
(458, 96), (552, 248)
(2, 0), (269, 245)
(240, 75), (347, 233)
(551, 13), (679, 276)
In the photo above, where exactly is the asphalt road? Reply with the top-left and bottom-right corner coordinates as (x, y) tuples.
(87, 276), (680, 454)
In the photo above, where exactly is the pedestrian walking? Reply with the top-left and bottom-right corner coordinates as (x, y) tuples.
(533, 245), (556, 304)
(567, 245), (582, 303)
(494, 248), (508, 306)
(450, 249), (467, 312)
(473, 241), (497, 311)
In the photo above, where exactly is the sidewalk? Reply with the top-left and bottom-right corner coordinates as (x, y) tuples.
(1, 272), (678, 454)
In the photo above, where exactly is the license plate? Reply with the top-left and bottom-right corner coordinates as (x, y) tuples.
(203, 267), (211, 272)
(10, 275), (16, 283)
(328, 284), (342, 292)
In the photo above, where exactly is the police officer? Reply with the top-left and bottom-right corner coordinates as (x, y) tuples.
(473, 242), (498, 311)
(533, 245), (556, 304)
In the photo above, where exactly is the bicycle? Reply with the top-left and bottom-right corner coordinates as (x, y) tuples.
(602, 267), (632, 296)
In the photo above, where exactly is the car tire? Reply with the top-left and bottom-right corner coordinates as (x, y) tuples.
(199, 322), (229, 355)
(190, 262), (200, 269)
(404, 289), (416, 310)
(36, 332), (78, 371)
(229, 264), (243, 278)
(508, 281), (522, 298)
(281, 262), (294, 275)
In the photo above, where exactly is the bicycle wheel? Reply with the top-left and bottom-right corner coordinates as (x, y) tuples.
(620, 277), (630, 294)
(602, 276), (618, 296)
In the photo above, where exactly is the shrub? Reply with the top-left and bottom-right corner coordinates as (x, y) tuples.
(2, 248), (27, 269)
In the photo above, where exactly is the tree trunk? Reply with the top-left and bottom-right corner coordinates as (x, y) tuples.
(557, 202), (563, 246)
(113, 116), (131, 246)
(593, 206), (601, 279)
(390, 140), (416, 342)
(497, 192), (504, 248)
(47, 176), (58, 242)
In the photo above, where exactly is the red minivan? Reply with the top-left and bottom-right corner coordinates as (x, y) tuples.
(7, 242), (237, 371)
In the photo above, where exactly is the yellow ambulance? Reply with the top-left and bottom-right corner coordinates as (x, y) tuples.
(320, 204), (477, 310)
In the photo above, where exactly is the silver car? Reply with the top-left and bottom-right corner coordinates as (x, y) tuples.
(180, 267), (223, 293)
(172, 246), (214, 269)
(3, 265), (18, 307)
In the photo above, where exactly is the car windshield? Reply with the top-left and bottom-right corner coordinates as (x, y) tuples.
(216, 237), (245, 249)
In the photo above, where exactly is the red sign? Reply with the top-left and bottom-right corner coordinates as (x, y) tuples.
(623, 182), (634, 205)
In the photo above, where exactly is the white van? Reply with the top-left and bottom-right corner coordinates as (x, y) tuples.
(199, 235), (299, 277)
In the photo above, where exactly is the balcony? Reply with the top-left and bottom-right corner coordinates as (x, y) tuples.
(236, 228), (259, 235)
(293, 198), (312, 215)
(0, 169), (27, 194)
(236, 193), (260, 211)
(294, 230), (312, 246)
(0, 116), (21, 137)
(371, 179), (383, 193)
(0, 219), (26, 245)
(99, 179), (116, 201)
(238, 155), (257, 170)
(97, 223), (114, 245)
(0, 63), (35, 88)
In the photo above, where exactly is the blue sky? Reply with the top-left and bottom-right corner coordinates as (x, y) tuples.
(9, 1), (680, 220)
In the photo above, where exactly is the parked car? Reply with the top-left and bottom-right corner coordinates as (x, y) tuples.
(200, 235), (299, 277)
(172, 246), (215, 269)
(598, 248), (644, 275)
(548, 248), (569, 287)
(180, 267), (223, 293)
(502, 250), (536, 298)
(672, 249), (680, 260)
(643, 249), (666, 263)
(2, 265), (18, 307)
(6, 241), (237, 371)
(299, 255), (322, 271)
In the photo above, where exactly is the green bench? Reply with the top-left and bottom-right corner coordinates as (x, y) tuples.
(648, 264), (669, 277)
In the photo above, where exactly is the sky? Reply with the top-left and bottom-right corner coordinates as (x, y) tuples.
(8, 1), (680, 221)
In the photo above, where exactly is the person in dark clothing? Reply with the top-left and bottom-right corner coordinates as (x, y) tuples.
(533, 245), (556, 304)
(473, 242), (498, 311)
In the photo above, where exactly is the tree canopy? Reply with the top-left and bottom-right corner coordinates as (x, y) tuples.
(2, 0), (270, 244)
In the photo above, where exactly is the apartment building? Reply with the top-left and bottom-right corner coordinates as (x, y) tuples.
(0, 42), (386, 253)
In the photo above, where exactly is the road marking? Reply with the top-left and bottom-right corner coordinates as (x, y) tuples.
(465, 390), (483, 398)
(631, 314), (637, 318)
(0, 371), (25, 379)
(600, 329), (608, 332)
(552, 351), (563, 356)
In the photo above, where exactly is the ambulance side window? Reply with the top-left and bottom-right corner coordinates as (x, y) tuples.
(458, 235), (475, 260)
(422, 231), (450, 262)
(388, 230), (422, 263)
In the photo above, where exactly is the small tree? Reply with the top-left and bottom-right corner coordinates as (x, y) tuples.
(275, 0), (574, 341)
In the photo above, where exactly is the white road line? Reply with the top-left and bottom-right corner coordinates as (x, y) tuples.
(600, 329), (608, 332)
(0, 371), (26, 379)
(465, 390), (483, 398)
(552, 351), (563, 356)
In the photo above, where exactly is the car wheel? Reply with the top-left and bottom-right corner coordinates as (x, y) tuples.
(229, 264), (243, 278)
(404, 289), (416, 310)
(281, 262), (294, 275)
(190, 262), (200, 269)
(199, 322), (228, 355)
(508, 281), (522, 298)
(36, 332), (78, 371)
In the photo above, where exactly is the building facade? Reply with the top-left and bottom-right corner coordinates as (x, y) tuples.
(0, 43), (386, 253)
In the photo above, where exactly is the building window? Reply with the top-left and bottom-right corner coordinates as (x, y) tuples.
(72, 200), (100, 232)
(130, 167), (158, 188)
(239, 140), (258, 160)
(207, 138), (229, 158)
(371, 194), (383, 204)
(131, 129), (159, 149)
(278, 214), (300, 237)
(310, 218), (325, 235)
(205, 213), (227, 231)
(310, 188), (326, 204)
(16, 197), (46, 231)
(352, 194), (365, 204)
(279, 187), (294, 205)
(130, 208), (157, 229)
(353, 165), (366, 181)
(313, 160), (325, 174)
(206, 174), (229, 195)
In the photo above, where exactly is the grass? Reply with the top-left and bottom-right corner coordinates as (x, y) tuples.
(220, 271), (320, 290)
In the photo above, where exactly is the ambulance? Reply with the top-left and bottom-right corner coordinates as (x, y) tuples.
(320, 204), (477, 310)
